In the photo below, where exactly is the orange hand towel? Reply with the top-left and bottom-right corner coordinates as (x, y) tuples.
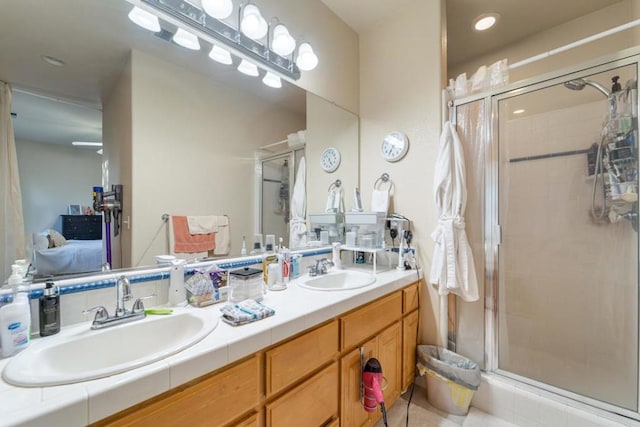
(172, 216), (216, 253)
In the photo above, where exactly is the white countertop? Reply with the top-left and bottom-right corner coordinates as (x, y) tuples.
(0, 268), (420, 427)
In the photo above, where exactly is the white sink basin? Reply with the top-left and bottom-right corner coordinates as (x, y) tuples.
(298, 270), (376, 291)
(3, 309), (218, 387)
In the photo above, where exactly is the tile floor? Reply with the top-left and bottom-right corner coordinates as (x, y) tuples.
(375, 384), (516, 427)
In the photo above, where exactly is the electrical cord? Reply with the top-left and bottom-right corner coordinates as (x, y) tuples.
(405, 382), (416, 427)
(381, 402), (388, 427)
(134, 220), (168, 267)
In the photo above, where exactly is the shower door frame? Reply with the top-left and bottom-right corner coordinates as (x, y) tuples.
(450, 46), (640, 420)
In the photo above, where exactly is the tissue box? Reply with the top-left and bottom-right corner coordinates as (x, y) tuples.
(185, 269), (228, 307)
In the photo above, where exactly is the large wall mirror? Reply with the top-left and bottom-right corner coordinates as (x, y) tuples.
(1, 0), (358, 281)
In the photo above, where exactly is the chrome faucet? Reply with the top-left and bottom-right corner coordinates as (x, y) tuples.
(308, 258), (334, 276)
(115, 276), (132, 317)
(83, 275), (154, 330)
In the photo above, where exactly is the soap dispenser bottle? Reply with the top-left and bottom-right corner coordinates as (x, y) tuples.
(39, 282), (60, 337)
(0, 268), (31, 357)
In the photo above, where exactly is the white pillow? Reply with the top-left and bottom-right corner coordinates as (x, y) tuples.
(33, 233), (49, 251)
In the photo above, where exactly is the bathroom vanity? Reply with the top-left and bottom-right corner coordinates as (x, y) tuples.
(0, 268), (420, 427)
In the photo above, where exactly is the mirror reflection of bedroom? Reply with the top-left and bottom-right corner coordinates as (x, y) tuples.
(12, 90), (104, 278)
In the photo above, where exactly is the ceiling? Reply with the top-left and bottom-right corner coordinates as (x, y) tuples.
(320, 0), (624, 68)
(4, 0), (627, 147)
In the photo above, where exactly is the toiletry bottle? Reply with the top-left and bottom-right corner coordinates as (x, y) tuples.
(39, 282), (60, 337)
(0, 274), (31, 357)
(241, 235), (247, 256)
(262, 240), (278, 285)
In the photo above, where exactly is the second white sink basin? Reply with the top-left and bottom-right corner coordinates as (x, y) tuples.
(298, 270), (376, 291)
(3, 309), (218, 387)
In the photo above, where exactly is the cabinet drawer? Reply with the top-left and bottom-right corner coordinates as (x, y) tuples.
(265, 362), (339, 427)
(266, 320), (338, 396)
(103, 356), (260, 427)
(402, 283), (419, 313)
(341, 291), (402, 351)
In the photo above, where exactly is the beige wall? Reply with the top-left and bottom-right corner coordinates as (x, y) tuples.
(260, 0), (360, 114)
(103, 56), (133, 269)
(449, 0), (640, 85)
(129, 50), (305, 266)
(306, 93), (359, 216)
(359, 0), (445, 345)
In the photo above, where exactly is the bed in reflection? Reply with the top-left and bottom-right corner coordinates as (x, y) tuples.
(33, 215), (104, 277)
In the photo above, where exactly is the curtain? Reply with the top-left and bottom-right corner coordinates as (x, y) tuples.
(0, 82), (25, 282)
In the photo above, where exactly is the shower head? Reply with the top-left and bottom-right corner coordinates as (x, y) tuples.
(563, 79), (610, 97)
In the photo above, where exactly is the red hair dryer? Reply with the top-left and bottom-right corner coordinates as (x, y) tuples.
(363, 358), (388, 426)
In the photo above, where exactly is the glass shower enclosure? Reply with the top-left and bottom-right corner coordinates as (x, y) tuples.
(453, 52), (640, 417)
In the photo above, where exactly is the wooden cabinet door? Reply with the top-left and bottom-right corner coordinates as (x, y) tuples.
(101, 356), (260, 427)
(265, 362), (338, 427)
(402, 310), (419, 391)
(340, 337), (377, 427)
(376, 322), (402, 412)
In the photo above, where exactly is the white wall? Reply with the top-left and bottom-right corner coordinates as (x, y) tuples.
(359, 0), (445, 346)
(129, 50), (305, 266)
(16, 139), (101, 235)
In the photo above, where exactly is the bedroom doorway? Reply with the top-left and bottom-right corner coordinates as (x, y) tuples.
(11, 88), (103, 277)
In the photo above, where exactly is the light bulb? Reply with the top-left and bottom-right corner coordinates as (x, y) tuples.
(296, 43), (318, 71)
(128, 6), (161, 32)
(173, 28), (200, 50)
(262, 72), (282, 88)
(272, 24), (296, 56)
(208, 45), (232, 64)
(237, 59), (259, 76)
(202, 0), (233, 19)
(240, 4), (268, 40)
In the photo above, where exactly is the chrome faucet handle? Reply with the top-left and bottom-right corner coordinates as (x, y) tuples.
(307, 264), (318, 276)
(132, 294), (157, 314)
(119, 276), (133, 301)
(83, 305), (109, 323)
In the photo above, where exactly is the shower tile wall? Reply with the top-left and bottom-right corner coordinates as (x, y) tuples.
(498, 100), (638, 410)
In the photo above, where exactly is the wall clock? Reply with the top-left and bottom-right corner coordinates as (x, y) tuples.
(320, 147), (341, 172)
(381, 131), (409, 162)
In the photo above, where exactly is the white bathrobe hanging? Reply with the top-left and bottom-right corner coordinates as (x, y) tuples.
(429, 122), (479, 302)
(289, 157), (307, 249)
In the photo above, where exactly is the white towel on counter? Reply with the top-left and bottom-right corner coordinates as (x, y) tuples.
(221, 299), (276, 326)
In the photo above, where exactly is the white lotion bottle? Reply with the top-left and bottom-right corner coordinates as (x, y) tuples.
(0, 266), (31, 357)
(168, 259), (187, 306)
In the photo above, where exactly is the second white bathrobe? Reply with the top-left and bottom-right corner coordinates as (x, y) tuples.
(429, 121), (478, 302)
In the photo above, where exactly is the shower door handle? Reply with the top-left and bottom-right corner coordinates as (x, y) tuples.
(495, 224), (502, 245)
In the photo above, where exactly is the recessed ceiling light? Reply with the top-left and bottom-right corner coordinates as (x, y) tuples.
(513, 109), (525, 114)
(474, 13), (499, 31)
(41, 55), (65, 67)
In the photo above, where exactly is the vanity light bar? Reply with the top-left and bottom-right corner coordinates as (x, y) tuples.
(130, 0), (303, 80)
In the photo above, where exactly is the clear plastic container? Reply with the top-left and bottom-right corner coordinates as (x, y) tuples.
(229, 267), (264, 303)
(345, 212), (386, 248)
